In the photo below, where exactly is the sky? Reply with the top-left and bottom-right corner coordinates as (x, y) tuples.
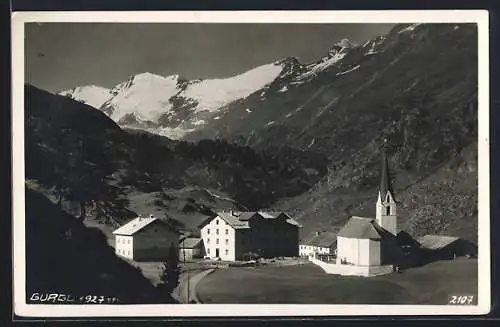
(25, 23), (396, 93)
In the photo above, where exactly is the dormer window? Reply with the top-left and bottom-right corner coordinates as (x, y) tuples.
(386, 206), (391, 215)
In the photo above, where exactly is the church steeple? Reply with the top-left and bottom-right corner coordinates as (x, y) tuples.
(379, 139), (395, 201)
(376, 138), (397, 235)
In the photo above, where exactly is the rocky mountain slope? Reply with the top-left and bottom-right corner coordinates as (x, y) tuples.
(38, 22), (478, 243)
(26, 84), (326, 233)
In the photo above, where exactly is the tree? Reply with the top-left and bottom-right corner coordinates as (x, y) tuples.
(158, 245), (181, 298)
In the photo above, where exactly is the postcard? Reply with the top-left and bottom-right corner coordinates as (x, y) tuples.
(12, 9), (490, 317)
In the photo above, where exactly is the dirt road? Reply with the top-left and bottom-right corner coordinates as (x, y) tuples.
(172, 268), (215, 303)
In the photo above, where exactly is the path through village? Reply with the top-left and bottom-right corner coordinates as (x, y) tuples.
(172, 268), (215, 303)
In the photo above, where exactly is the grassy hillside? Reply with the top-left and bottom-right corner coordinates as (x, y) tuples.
(25, 187), (174, 304)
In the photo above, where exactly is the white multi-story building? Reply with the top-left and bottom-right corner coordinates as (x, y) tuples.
(199, 210), (302, 261)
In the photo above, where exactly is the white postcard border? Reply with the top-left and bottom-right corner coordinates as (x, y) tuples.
(12, 10), (491, 317)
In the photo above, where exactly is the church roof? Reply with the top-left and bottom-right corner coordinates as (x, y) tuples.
(379, 144), (396, 200)
(337, 216), (385, 240)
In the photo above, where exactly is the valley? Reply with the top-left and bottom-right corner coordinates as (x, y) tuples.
(23, 22), (479, 304)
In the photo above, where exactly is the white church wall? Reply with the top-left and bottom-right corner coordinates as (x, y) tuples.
(368, 239), (381, 266)
(308, 256), (393, 277)
(337, 236), (359, 265)
(337, 237), (382, 266)
(359, 239), (371, 266)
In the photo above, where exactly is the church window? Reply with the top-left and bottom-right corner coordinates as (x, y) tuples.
(386, 206), (391, 215)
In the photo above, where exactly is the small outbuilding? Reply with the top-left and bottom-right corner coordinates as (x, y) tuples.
(179, 237), (204, 261)
(417, 234), (478, 262)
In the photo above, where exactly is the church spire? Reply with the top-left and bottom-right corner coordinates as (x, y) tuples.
(379, 138), (395, 201)
(375, 138), (398, 235)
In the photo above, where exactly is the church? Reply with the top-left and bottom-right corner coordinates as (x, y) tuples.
(335, 143), (403, 269)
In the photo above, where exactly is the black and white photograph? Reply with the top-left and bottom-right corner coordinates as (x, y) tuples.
(12, 10), (490, 317)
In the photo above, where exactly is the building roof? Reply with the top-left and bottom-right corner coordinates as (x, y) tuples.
(286, 218), (303, 227)
(417, 235), (460, 250)
(379, 142), (396, 201)
(180, 237), (203, 248)
(112, 215), (176, 236)
(337, 216), (385, 240)
(258, 211), (281, 219)
(200, 210), (301, 229)
(396, 230), (421, 247)
(259, 211), (303, 227)
(213, 211), (253, 229)
(301, 231), (337, 248)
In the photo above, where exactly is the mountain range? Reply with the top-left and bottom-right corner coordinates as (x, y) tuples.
(30, 22), (478, 249)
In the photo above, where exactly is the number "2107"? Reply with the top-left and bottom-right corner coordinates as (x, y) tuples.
(448, 295), (475, 305)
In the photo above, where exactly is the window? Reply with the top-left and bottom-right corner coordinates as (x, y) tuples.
(225, 239), (228, 245)
(216, 219), (219, 225)
(216, 229), (219, 235)
(207, 228), (210, 234)
(207, 238), (210, 244)
(225, 249), (229, 255)
(216, 239), (219, 245)
(207, 248), (210, 254)
(386, 206), (391, 215)
(128, 239), (131, 244)
(128, 251), (130, 256)
(225, 229), (229, 235)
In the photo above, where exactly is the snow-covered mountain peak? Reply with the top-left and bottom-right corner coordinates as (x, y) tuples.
(102, 71), (182, 122)
(58, 85), (112, 109)
(334, 38), (355, 50)
(184, 62), (285, 113)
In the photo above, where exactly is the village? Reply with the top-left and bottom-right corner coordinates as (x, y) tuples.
(111, 145), (478, 304)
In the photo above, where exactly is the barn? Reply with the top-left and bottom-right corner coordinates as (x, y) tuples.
(417, 235), (478, 262)
(179, 237), (204, 261)
(113, 214), (180, 262)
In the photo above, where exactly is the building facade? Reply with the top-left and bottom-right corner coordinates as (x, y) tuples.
(299, 231), (337, 257)
(199, 210), (301, 261)
(113, 215), (180, 261)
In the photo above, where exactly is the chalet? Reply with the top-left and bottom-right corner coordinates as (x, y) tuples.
(113, 214), (180, 261)
(299, 231), (337, 257)
(179, 237), (204, 261)
(199, 210), (302, 261)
